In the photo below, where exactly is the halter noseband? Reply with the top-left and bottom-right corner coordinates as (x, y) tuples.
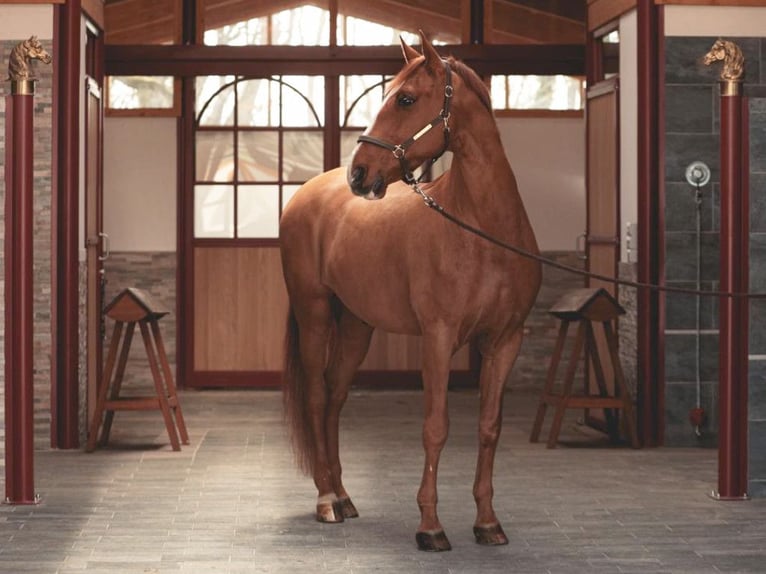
(357, 59), (453, 184)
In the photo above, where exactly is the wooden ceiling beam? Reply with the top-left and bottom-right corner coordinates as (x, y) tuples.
(105, 43), (585, 77)
(491, 0), (585, 44)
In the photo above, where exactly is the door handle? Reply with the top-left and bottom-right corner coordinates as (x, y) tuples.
(575, 233), (588, 261)
(98, 232), (110, 262)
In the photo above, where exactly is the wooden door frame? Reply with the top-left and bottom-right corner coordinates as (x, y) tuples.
(585, 76), (620, 433)
(84, 75), (105, 430)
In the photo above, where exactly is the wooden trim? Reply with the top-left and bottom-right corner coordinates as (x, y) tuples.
(636, 0), (663, 447)
(52, 0), (82, 450)
(106, 44), (586, 77)
(588, 0), (637, 31)
(494, 109), (583, 119)
(1, 0), (65, 3)
(587, 76), (619, 99)
(82, 0), (104, 29)
(106, 108), (180, 117)
(186, 370), (476, 389)
(178, 77), (195, 388)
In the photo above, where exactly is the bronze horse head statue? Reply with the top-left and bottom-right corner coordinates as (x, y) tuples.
(8, 36), (52, 82)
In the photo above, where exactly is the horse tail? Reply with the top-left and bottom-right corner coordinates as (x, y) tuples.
(283, 305), (315, 476)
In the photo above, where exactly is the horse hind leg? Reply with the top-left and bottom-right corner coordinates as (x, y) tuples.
(472, 328), (525, 546)
(324, 305), (374, 519)
(283, 294), (344, 523)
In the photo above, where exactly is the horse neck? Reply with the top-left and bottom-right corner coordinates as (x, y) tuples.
(446, 113), (529, 235)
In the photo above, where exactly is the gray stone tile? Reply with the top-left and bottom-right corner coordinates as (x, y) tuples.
(1, 391), (766, 573)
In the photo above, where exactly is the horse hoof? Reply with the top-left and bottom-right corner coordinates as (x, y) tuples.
(416, 530), (452, 552)
(338, 497), (359, 519)
(473, 524), (509, 546)
(316, 501), (345, 523)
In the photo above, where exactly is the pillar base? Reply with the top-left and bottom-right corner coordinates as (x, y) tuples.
(3, 493), (42, 506)
(709, 490), (749, 501)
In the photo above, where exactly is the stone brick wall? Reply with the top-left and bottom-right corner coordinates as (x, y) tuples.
(664, 37), (766, 496)
(0, 39), (54, 483)
(508, 251), (585, 391)
(748, 98), (766, 497)
(664, 36), (725, 448)
(102, 252), (177, 395)
(619, 262), (638, 398)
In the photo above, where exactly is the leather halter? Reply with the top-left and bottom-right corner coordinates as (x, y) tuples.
(357, 59), (453, 184)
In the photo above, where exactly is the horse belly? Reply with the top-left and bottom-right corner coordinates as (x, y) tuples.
(325, 262), (421, 335)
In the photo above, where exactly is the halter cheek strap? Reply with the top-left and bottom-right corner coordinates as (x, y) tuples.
(357, 59), (453, 184)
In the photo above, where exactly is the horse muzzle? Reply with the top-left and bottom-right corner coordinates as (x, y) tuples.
(347, 165), (387, 200)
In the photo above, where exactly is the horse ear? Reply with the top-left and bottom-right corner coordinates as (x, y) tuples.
(418, 30), (441, 70)
(400, 36), (420, 64)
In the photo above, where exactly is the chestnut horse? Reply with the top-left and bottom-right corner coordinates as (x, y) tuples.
(280, 32), (541, 551)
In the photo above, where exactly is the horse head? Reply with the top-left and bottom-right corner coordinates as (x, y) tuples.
(24, 36), (52, 65)
(348, 31), (454, 199)
(703, 38), (744, 81)
(8, 36), (52, 81)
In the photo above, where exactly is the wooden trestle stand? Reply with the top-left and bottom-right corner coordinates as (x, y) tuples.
(530, 288), (639, 449)
(86, 288), (188, 452)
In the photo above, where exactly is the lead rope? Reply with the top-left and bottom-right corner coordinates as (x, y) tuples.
(410, 181), (766, 300)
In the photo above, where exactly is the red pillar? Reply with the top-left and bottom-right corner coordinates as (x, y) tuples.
(4, 83), (38, 505)
(715, 84), (749, 500)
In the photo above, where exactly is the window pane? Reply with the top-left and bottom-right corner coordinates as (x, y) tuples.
(283, 131), (323, 182)
(341, 129), (363, 166)
(204, 17), (268, 46)
(195, 185), (234, 238)
(107, 76), (174, 109)
(282, 184), (302, 211)
(271, 5), (329, 46)
(237, 79), (277, 127)
(203, 3), (330, 46)
(281, 76), (324, 127)
(238, 131), (279, 182)
(196, 77), (236, 126)
(337, 1), (457, 45)
(340, 76), (386, 128)
(196, 132), (234, 182)
(238, 185), (280, 238)
(490, 75), (584, 110)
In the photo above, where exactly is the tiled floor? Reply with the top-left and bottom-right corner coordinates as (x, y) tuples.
(1, 389), (765, 574)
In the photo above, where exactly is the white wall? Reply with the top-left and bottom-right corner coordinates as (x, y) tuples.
(0, 5), (53, 38)
(103, 116), (581, 253)
(104, 117), (177, 251)
(620, 10), (638, 263)
(665, 5), (766, 36)
(497, 116), (585, 252)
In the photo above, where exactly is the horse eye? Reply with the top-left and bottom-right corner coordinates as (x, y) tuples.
(397, 94), (416, 107)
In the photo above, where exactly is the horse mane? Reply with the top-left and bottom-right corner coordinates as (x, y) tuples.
(446, 56), (493, 114)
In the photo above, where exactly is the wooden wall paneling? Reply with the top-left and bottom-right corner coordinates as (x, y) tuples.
(104, 0), (179, 44)
(193, 247), (288, 371)
(359, 333), (470, 371)
(588, 0), (637, 31)
(493, 0), (585, 44)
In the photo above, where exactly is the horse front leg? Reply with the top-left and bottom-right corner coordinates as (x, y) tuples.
(416, 329), (454, 552)
(473, 329), (524, 546)
(324, 308), (374, 519)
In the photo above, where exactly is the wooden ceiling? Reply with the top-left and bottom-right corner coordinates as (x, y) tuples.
(105, 0), (585, 45)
